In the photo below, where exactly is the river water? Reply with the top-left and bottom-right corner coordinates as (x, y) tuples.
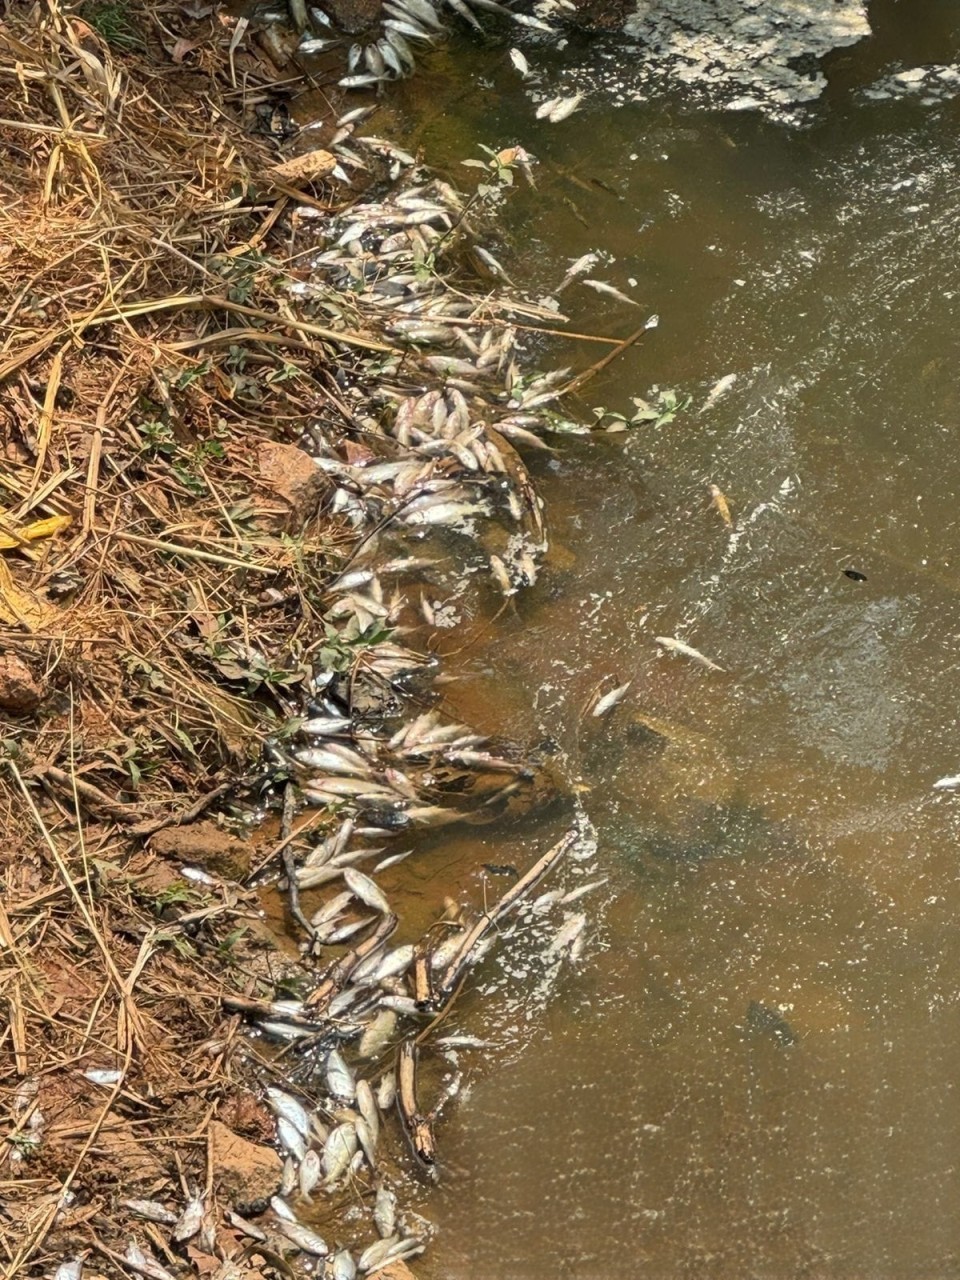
(342, 5), (960, 1276)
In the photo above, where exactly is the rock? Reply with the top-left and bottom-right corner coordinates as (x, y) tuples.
(257, 442), (329, 527)
(209, 1120), (282, 1210)
(150, 820), (252, 881)
(0, 652), (41, 712)
(324, 0), (380, 34)
(374, 1264), (419, 1280)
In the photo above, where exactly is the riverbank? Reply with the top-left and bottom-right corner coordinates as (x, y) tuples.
(0, 4), (600, 1276)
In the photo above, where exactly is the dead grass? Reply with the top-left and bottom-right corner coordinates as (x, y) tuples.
(0, 2), (374, 1272)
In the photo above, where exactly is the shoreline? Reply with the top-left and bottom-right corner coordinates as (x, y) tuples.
(0, 6), (598, 1277)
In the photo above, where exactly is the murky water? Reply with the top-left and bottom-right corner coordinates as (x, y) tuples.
(329, 6), (960, 1276)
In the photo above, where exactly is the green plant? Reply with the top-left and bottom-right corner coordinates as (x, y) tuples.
(80, 1), (143, 50)
(629, 388), (692, 429)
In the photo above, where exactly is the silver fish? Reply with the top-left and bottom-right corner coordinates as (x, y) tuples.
(654, 635), (725, 672)
(270, 1194), (297, 1222)
(331, 1250), (358, 1280)
(298, 1149), (321, 1198)
(582, 278), (639, 306)
(546, 911), (586, 958)
(277, 1116), (307, 1162)
(547, 93), (584, 123)
(359, 1009), (398, 1058)
(509, 47), (530, 78)
(277, 1220), (329, 1256)
(120, 1200), (177, 1227)
(592, 680), (632, 718)
(376, 1071), (397, 1110)
(172, 1196), (204, 1243)
(266, 1087), (315, 1140)
(701, 372), (737, 412)
(344, 868), (391, 913)
(54, 1263), (82, 1280)
(374, 1186), (397, 1238)
(326, 1048), (357, 1100)
(124, 1244), (176, 1280)
(322, 1123), (358, 1182)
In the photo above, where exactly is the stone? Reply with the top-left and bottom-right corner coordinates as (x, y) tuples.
(257, 441), (329, 526)
(0, 652), (41, 712)
(209, 1120), (282, 1210)
(150, 820), (252, 881)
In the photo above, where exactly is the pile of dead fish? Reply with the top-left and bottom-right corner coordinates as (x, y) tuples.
(197, 160), (607, 1274)
(284, 0), (563, 90)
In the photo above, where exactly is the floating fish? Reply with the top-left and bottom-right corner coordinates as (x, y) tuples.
(933, 775), (960, 790)
(344, 867), (391, 914)
(702, 372), (737, 412)
(509, 48), (530, 78)
(592, 680), (632, 718)
(546, 93), (584, 123)
(708, 483), (733, 529)
(582, 278), (639, 306)
(654, 635), (725, 672)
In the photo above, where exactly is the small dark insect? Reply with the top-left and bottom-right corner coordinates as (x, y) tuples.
(482, 863), (518, 877)
(843, 568), (867, 582)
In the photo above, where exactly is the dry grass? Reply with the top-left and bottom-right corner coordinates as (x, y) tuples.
(0, 3), (375, 1272)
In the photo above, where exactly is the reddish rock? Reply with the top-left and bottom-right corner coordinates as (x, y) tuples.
(209, 1120), (282, 1209)
(0, 652), (41, 712)
(257, 441), (328, 526)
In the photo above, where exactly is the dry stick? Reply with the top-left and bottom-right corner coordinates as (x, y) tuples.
(130, 782), (235, 838)
(556, 319), (653, 400)
(25, 345), (65, 503)
(438, 826), (578, 999)
(397, 1039), (436, 1166)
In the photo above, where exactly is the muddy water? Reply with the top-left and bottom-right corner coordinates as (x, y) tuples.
(340, 6), (960, 1276)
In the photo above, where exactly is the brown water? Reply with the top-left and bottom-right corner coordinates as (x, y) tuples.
(330, 6), (960, 1275)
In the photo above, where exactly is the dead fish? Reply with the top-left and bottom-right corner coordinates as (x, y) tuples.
(277, 1221), (330, 1257)
(547, 93), (584, 123)
(356, 1079), (379, 1140)
(708, 483), (733, 529)
(357, 1238), (400, 1274)
(84, 1068), (122, 1086)
(124, 1244), (176, 1280)
(374, 1186), (397, 1238)
(326, 1048), (357, 1100)
(344, 867), (391, 914)
(270, 1195), (297, 1222)
(560, 877), (608, 904)
(933, 774), (960, 790)
(120, 1200), (178, 1227)
(377, 1071), (397, 1110)
(359, 1008), (398, 1058)
(280, 1156), (297, 1198)
(356, 1116), (378, 1167)
(172, 1195), (205, 1243)
(322, 1123), (358, 1182)
(546, 911), (586, 958)
(654, 635), (725, 673)
(701, 371), (737, 412)
(582, 278), (639, 306)
(512, 10), (556, 31)
(54, 1262), (83, 1280)
(592, 680), (632, 718)
(277, 1117), (307, 1162)
(509, 47), (530, 78)
(267, 1087), (312, 1140)
(556, 250), (599, 294)
(298, 1149), (321, 1198)
(331, 1251), (358, 1280)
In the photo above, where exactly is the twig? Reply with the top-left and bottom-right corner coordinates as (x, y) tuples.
(438, 827), (577, 998)
(556, 320), (654, 399)
(397, 1039), (436, 1166)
